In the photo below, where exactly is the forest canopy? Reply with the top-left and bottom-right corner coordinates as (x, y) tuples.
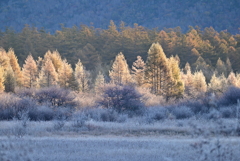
(0, 22), (240, 73)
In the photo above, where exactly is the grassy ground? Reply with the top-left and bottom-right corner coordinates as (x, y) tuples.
(0, 118), (240, 161)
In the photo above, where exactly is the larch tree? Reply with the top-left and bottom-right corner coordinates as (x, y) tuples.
(22, 55), (38, 88)
(184, 62), (191, 74)
(74, 59), (90, 92)
(182, 63), (196, 98)
(168, 56), (184, 98)
(0, 48), (10, 70)
(216, 58), (227, 77)
(193, 56), (213, 82)
(208, 73), (228, 95)
(145, 42), (172, 96)
(7, 48), (23, 87)
(36, 57), (43, 73)
(38, 58), (58, 87)
(58, 59), (73, 88)
(0, 66), (5, 92)
(131, 56), (145, 87)
(94, 71), (105, 94)
(109, 52), (132, 85)
(226, 57), (233, 76)
(227, 72), (237, 86)
(193, 70), (207, 95)
(49, 50), (63, 73)
(236, 73), (240, 87)
(4, 66), (15, 93)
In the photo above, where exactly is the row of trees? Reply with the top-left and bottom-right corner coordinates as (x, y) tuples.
(0, 42), (240, 101)
(0, 22), (240, 72)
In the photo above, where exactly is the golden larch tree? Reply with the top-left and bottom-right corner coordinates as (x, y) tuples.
(74, 59), (90, 92)
(22, 55), (38, 88)
(38, 58), (58, 87)
(109, 52), (132, 85)
(58, 59), (73, 88)
(7, 48), (23, 87)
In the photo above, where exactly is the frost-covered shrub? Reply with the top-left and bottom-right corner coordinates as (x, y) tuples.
(177, 100), (207, 114)
(205, 109), (222, 120)
(98, 108), (119, 122)
(145, 106), (168, 122)
(0, 94), (39, 120)
(171, 106), (194, 119)
(15, 88), (36, 98)
(54, 107), (73, 120)
(0, 94), (19, 120)
(85, 108), (119, 122)
(0, 108), (14, 120)
(28, 106), (54, 121)
(218, 86), (240, 106)
(98, 84), (144, 114)
(71, 112), (88, 128)
(16, 97), (37, 111)
(34, 86), (77, 108)
(74, 108), (128, 122)
(219, 106), (235, 118)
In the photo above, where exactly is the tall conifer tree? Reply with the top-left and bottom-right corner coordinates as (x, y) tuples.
(145, 42), (172, 96)
(168, 56), (184, 98)
(74, 59), (90, 92)
(0, 66), (5, 92)
(4, 67), (15, 92)
(38, 58), (58, 87)
(131, 56), (145, 87)
(94, 71), (105, 94)
(58, 59), (73, 88)
(193, 70), (207, 94)
(109, 52), (132, 85)
(22, 55), (38, 88)
(7, 48), (23, 87)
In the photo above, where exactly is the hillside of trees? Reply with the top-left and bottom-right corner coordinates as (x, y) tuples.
(0, 0), (239, 33)
(1, 23), (240, 74)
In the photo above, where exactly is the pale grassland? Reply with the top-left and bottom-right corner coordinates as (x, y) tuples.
(0, 118), (240, 161)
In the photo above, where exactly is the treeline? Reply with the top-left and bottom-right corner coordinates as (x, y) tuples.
(1, 42), (240, 121)
(0, 22), (240, 73)
(0, 42), (239, 100)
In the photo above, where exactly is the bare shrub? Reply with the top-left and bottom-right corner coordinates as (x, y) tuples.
(144, 106), (168, 123)
(176, 100), (207, 115)
(0, 94), (20, 120)
(218, 86), (240, 106)
(71, 112), (88, 128)
(205, 109), (222, 120)
(28, 106), (54, 121)
(98, 84), (144, 115)
(34, 86), (77, 109)
(219, 106), (235, 118)
(170, 106), (194, 119)
(74, 107), (128, 122)
(15, 87), (36, 98)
